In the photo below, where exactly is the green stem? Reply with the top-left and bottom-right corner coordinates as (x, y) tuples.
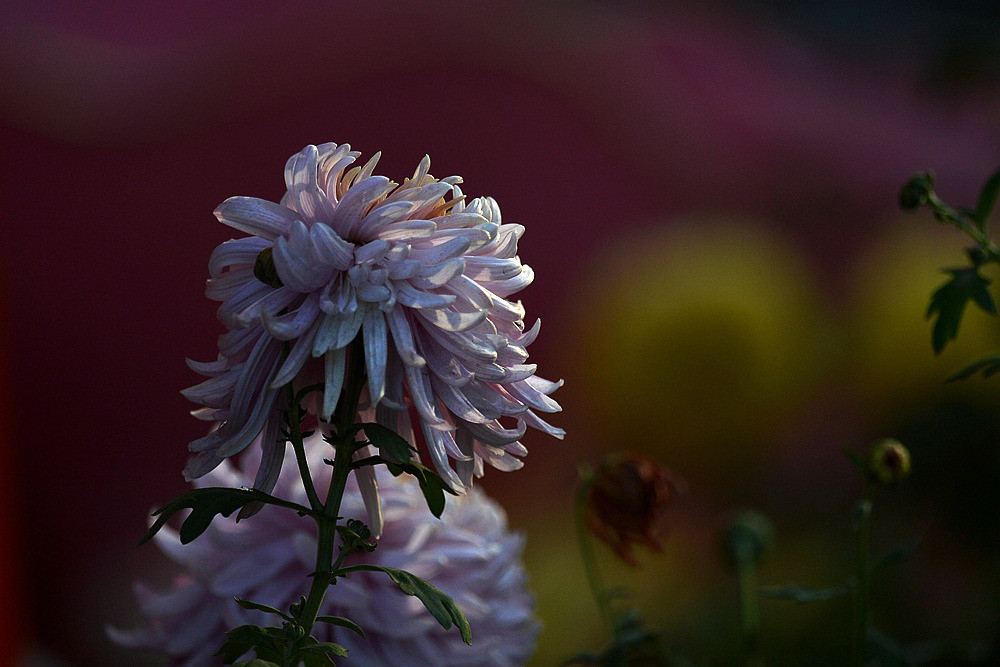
(738, 561), (759, 653)
(294, 340), (367, 636)
(927, 191), (1000, 259)
(575, 466), (616, 639)
(853, 485), (873, 666)
(285, 381), (322, 512)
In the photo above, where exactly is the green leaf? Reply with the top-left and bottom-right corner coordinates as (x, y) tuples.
(384, 461), (458, 518)
(946, 352), (1000, 382)
(233, 598), (292, 622)
(974, 167), (1000, 228)
(360, 422), (416, 462)
(299, 653), (337, 667)
(235, 661), (282, 667)
(139, 488), (258, 546)
(139, 487), (313, 546)
(216, 625), (277, 664)
(926, 267), (996, 354)
(300, 642), (349, 658)
(315, 616), (366, 638)
(761, 585), (850, 603)
(339, 565), (472, 644)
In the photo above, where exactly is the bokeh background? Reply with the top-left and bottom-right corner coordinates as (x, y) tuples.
(3, 1), (1000, 664)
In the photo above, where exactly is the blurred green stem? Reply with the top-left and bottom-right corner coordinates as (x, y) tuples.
(576, 465), (616, 638)
(853, 484), (873, 666)
(738, 560), (760, 653)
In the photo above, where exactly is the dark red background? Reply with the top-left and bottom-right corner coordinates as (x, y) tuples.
(3, 1), (1000, 664)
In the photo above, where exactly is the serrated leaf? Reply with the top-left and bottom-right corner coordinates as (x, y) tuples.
(926, 267), (996, 354)
(360, 422), (416, 462)
(299, 653), (337, 667)
(384, 460), (457, 518)
(139, 488), (313, 547)
(315, 616), (366, 638)
(340, 564), (471, 644)
(216, 625), (276, 663)
(234, 598), (292, 622)
(140, 488), (260, 546)
(300, 642), (349, 657)
(761, 585), (850, 603)
(946, 352), (1000, 382)
(974, 167), (1000, 228)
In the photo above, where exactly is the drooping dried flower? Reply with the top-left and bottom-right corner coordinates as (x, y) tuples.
(585, 453), (683, 566)
(110, 434), (540, 665)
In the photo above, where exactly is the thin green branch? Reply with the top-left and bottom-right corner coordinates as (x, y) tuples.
(575, 465), (616, 639)
(285, 381), (322, 512)
(853, 484), (873, 666)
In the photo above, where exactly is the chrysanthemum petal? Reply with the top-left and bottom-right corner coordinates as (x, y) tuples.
(322, 346), (347, 420)
(408, 236), (471, 264)
(214, 197), (301, 240)
(356, 201), (416, 239)
(506, 378), (562, 413)
(285, 144), (337, 223)
(353, 446), (384, 539)
(519, 409), (566, 439)
(330, 175), (393, 238)
(385, 307), (425, 367)
(416, 306), (487, 333)
(403, 363), (450, 430)
(273, 222), (335, 292)
(419, 420), (465, 493)
(411, 257), (465, 289)
(395, 282), (456, 309)
(208, 237), (271, 277)
(180, 366), (241, 408)
(433, 379), (488, 424)
(310, 223), (355, 270)
(459, 418), (527, 447)
(206, 268), (256, 302)
(269, 318), (321, 389)
(238, 415), (284, 519)
(260, 291), (320, 341)
(363, 307), (388, 406)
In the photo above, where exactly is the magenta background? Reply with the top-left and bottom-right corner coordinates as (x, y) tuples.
(2, 2), (999, 664)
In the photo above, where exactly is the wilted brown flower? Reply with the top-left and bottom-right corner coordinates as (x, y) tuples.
(584, 453), (683, 566)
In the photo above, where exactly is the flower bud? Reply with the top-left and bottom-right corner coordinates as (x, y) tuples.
(585, 453), (683, 566)
(867, 438), (911, 486)
(722, 509), (774, 568)
(899, 172), (935, 211)
(253, 246), (283, 288)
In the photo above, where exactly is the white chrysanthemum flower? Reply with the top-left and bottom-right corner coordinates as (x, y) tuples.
(110, 434), (540, 666)
(182, 143), (563, 504)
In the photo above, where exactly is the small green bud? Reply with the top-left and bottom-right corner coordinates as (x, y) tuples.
(899, 172), (935, 211)
(253, 246), (284, 288)
(722, 509), (775, 568)
(867, 439), (911, 486)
